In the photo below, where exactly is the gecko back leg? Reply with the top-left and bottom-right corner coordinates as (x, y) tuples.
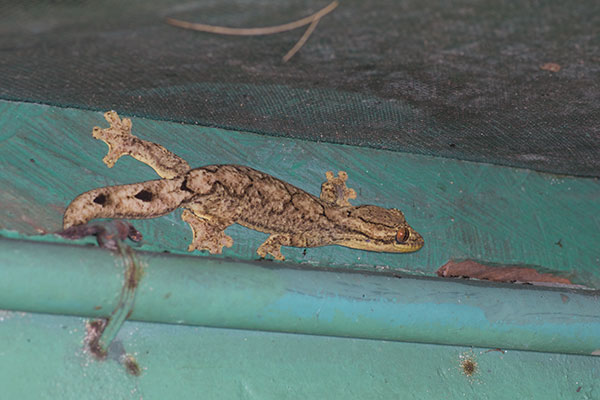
(181, 209), (234, 254)
(320, 171), (357, 207)
(257, 234), (294, 261)
(93, 111), (191, 179)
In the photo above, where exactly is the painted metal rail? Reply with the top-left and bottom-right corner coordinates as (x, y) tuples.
(1, 237), (598, 356)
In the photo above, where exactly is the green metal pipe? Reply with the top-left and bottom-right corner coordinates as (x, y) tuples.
(1, 237), (599, 355)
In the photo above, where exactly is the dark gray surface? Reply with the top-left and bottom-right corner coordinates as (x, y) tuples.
(1, 0), (599, 176)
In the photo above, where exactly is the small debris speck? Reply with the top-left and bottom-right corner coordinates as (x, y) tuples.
(540, 62), (561, 72)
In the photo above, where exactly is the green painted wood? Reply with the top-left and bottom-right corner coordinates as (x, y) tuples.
(1, 100), (598, 287)
(1, 310), (599, 400)
(2, 100), (600, 400)
(2, 237), (599, 356)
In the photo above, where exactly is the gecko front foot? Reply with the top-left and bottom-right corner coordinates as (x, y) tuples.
(182, 210), (233, 254)
(92, 111), (136, 168)
(320, 171), (357, 207)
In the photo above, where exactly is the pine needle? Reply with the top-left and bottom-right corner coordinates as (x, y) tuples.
(166, 1), (338, 62)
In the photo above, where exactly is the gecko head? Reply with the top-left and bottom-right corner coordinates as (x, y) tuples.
(334, 205), (424, 253)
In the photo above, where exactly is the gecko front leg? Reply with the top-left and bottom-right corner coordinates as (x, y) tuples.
(181, 210), (234, 254)
(320, 171), (357, 207)
(93, 111), (190, 179)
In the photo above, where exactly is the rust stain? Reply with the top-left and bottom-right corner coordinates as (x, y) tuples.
(484, 348), (505, 354)
(459, 352), (478, 379)
(85, 319), (108, 360)
(123, 354), (142, 376)
(437, 260), (574, 286)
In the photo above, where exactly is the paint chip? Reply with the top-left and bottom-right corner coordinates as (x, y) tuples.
(540, 62), (561, 72)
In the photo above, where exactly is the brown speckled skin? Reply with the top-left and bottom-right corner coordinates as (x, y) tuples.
(63, 111), (424, 260)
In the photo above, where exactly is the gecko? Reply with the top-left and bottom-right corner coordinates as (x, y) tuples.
(63, 111), (424, 260)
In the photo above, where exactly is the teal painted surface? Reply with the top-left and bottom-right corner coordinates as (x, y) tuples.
(1, 100), (600, 399)
(1, 100), (599, 288)
(1, 310), (599, 400)
(2, 238), (599, 356)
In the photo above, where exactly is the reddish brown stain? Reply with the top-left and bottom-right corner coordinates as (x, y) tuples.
(437, 260), (574, 286)
(484, 348), (505, 354)
(123, 354), (142, 376)
(459, 353), (478, 378)
(86, 319), (108, 360)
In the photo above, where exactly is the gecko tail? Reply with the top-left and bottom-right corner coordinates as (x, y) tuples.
(63, 177), (191, 229)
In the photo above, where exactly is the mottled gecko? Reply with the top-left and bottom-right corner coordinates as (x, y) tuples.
(63, 111), (424, 260)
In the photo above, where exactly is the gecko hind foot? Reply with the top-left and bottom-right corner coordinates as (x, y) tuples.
(182, 210), (233, 255)
(257, 235), (290, 261)
(320, 171), (357, 207)
(92, 110), (191, 178)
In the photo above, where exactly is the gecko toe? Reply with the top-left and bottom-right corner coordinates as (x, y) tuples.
(102, 156), (117, 168)
(208, 246), (223, 255)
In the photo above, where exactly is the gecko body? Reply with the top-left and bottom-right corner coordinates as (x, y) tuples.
(63, 112), (424, 260)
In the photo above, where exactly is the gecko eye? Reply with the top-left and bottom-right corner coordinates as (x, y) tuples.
(395, 228), (410, 244)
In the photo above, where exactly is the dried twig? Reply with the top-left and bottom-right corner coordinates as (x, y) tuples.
(283, 18), (320, 62)
(166, 1), (338, 61)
